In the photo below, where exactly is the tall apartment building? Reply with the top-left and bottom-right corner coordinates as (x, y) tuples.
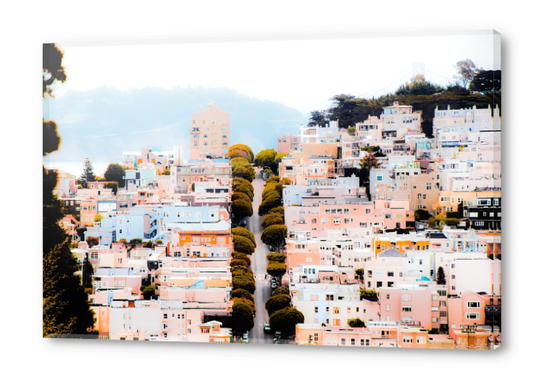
(189, 103), (230, 159)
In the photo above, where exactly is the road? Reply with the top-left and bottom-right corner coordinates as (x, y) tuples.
(246, 170), (275, 344)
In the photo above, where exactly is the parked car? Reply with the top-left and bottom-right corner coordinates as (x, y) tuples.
(242, 332), (249, 343)
(240, 220), (247, 227)
(264, 323), (271, 333)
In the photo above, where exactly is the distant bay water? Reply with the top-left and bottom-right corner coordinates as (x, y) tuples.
(43, 161), (123, 178)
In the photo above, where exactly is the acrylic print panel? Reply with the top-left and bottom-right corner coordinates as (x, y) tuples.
(42, 30), (501, 349)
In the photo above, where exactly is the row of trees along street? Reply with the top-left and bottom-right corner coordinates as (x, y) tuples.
(228, 145), (259, 340)
(253, 167), (305, 341)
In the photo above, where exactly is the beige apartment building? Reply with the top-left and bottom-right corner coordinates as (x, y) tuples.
(189, 103), (230, 159)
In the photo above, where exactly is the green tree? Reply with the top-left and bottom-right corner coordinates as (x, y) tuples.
(233, 235), (255, 255)
(469, 70), (501, 93)
(358, 151), (382, 199)
(232, 227), (256, 245)
(86, 236), (100, 248)
(261, 213), (284, 229)
(93, 214), (103, 223)
(233, 297), (256, 314)
(232, 167), (254, 182)
(307, 110), (327, 127)
(104, 163), (126, 188)
(43, 44), (95, 338)
(355, 268), (364, 282)
(269, 307), (304, 337)
(261, 224), (287, 251)
(360, 289), (379, 302)
(327, 94), (357, 128)
(414, 209), (431, 222)
(103, 181), (119, 195)
(231, 258), (249, 268)
(266, 176), (280, 184)
(258, 192), (282, 216)
(231, 199), (253, 220)
(231, 157), (255, 179)
(161, 168), (171, 175)
(436, 266), (446, 285)
(232, 288), (255, 303)
(232, 301), (254, 335)
(265, 294), (291, 317)
(268, 206), (284, 215)
(233, 186), (254, 202)
(254, 148), (277, 169)
(272, 286), (290, 296)
(144, 240), (153, 248)
(348, 318), (366, 328)
(454, 59), (479, 88)
(81, 252), (94, 287)
(79, 158), (95, 189)
(232, 252), (251, 267)
(232, 191), (252, 204)
(232, 275), (256, 294)
(267, 261), (286, 278)
(347, 126), (356, 136)
(267, 253), (286, 263)
(142, 285), (156, 300)
(229, 144), (254, 163)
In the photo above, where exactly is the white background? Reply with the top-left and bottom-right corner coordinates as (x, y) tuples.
(1, 1), (536, 378)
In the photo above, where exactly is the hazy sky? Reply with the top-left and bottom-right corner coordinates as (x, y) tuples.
(52, 31), (499, 115)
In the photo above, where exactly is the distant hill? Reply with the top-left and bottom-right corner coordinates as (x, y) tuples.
(43, 86), (306, 162)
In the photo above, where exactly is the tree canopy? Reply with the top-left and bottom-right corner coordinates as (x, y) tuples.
(232, 191), (252, 204)
(269, 307), (304, 337)
(232, 288), (255, 303)
(272, 286), (290, 296)
(254, 148), (277, 168)
(104, 163), (126, 188)
(360, 289), (379, 302)
(261, 224), (287, 251)
(258, 191), (282, 216)
(232, 274), (256, 294)
(233, 235), (255, 255)
(232, 301), (254, 334)
(348, 318), (366, 328)
(232, 252), (252, 267)
(79, 158), (95, 188)
(469, 70), (501, 93)
(229, 144), (254, 163)
(268, 206), (284, 215)
(232, 227), (256, 245)
(265, 294), (291, 317)
(266, 261), (286, 278)
(266, 253), (286, 263)
(454, 59), (479, 88)
(231, 199), (253, 220)
(232, 166), (254, 182)
(437, 266), (446, 285)
(233, 297), (256, 315)
(233, 185), (254, 202)
(261, 213), (284, 229)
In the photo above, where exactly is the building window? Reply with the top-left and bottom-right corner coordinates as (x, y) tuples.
(467, 301), (480, 308)
(466, 313), (479, 319)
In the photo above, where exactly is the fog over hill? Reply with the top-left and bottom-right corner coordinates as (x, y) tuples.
(43, 86), (307, 163)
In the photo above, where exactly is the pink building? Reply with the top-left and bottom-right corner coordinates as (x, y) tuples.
(278, 133), (300, 154)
